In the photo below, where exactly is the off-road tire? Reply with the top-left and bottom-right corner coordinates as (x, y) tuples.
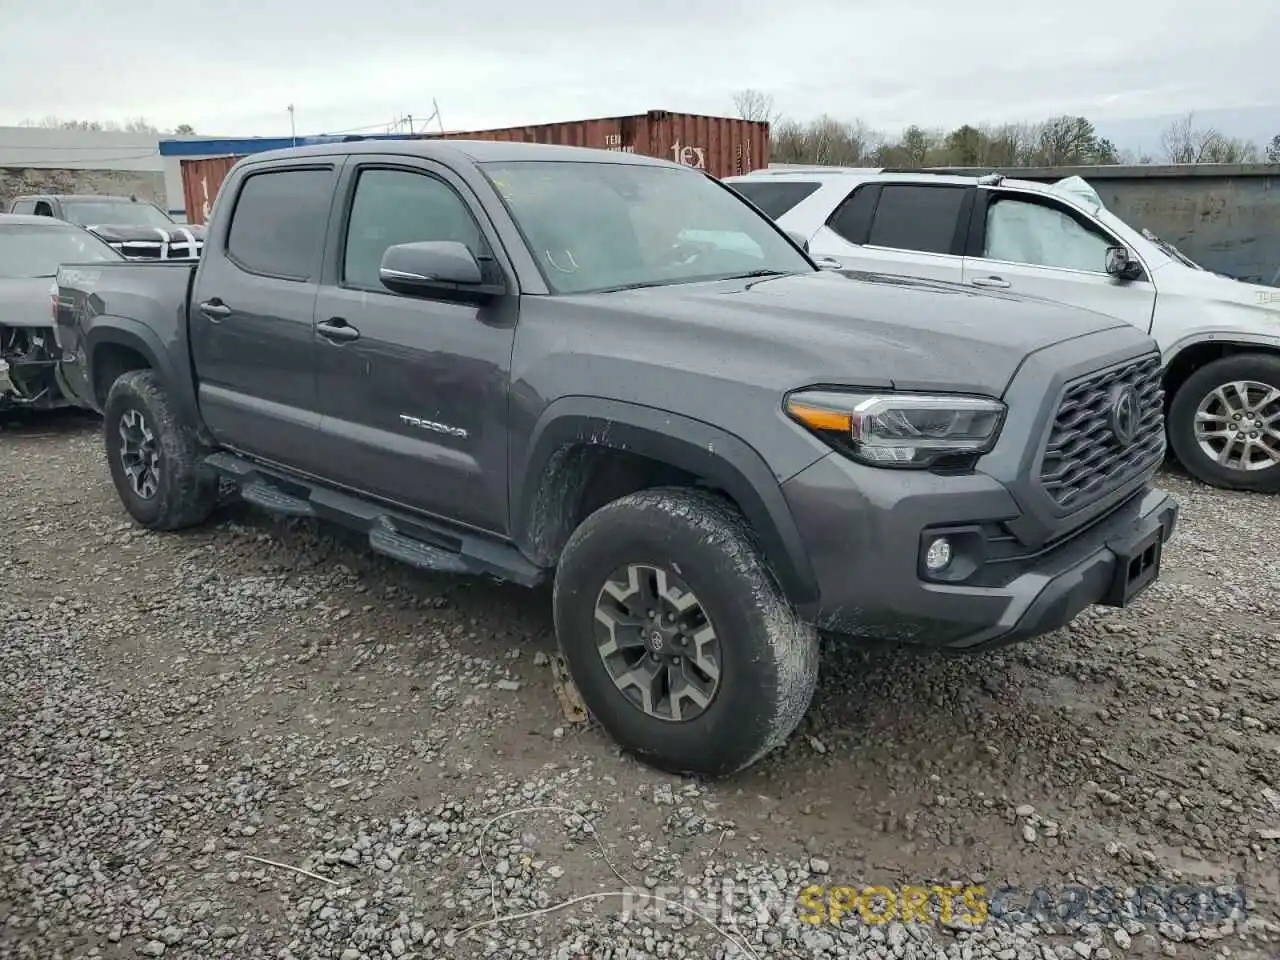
(103, 370), (219, 530)
(552, 486), (819, 777)
(1167, 353), (1280, 493)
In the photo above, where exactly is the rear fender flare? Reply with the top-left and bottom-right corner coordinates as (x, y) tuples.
(85, 318), (205, 437)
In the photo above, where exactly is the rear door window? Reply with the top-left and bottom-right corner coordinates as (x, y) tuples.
(866, 185), (967, 255)
(728, 180), (821, 219)
(226, 168), (335, 280)
(10, 199), (36, 215)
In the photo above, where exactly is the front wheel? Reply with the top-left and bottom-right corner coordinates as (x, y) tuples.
(552, 487), (820, 777)
(1167, 354), (1280, 492)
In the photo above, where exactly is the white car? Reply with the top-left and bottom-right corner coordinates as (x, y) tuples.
(725, 167), (1280, 493)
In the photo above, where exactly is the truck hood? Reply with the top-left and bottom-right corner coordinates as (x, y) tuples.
(0, 277), (56, 328)
(84, 223), (205, 261)
(85, 222), (206, 242)
(575, 268), (1138, 396)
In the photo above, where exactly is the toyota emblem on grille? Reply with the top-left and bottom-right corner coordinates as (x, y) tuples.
(1109, 384), (1140, 447)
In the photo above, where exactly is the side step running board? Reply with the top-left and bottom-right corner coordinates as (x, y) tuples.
(240, 480), (316, 517)
(204, 451), (545, 587)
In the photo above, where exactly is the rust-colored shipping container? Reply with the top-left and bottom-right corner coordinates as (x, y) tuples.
(177, 111), (769, 224)
(180, 155), (240, 226)
(423, 110), (769, 179)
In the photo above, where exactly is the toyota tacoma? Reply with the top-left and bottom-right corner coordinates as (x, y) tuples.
(54, 140), (1178, 776)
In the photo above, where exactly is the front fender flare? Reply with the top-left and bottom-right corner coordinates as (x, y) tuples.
(514, 397), (820, 608)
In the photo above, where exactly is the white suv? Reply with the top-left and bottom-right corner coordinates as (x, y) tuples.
(725, 167), (1280, 493)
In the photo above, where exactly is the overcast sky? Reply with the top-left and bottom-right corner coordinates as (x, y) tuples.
(2, 0), (1276, 139)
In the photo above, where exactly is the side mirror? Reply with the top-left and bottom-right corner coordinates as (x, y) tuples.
(379, 240), (484, 296)
(786, 229), (811, 253)
(1105, 245), (1142, 281)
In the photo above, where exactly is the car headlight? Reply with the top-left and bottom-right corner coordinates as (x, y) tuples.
(784, 390), (1006, 469)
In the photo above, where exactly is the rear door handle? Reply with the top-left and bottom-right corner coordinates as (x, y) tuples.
(316, 317), (360, 343)
(198, 298), (231, 320)
(970, 276), (1010, 289)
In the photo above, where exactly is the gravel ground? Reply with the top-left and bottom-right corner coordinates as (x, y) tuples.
(2, 412), (1278, 960)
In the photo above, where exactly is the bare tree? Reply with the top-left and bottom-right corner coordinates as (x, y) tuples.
(19, 115), (160, 134)
(173, 124), (196, 136)
(1158, 112), (1255, 163)
(763, 108), (1258, 169)
(731, 89), (778, 125)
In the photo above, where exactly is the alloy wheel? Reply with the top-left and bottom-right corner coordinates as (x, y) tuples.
(1193, 380), (1280, 472)
(592, 563), (722, 722)
(118, 408), (161, 499)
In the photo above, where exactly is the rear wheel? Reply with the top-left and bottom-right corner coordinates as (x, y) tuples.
(103, 370), (219, 529)
(1167, 354), (1280, 492)
(552, 487), (819, 777)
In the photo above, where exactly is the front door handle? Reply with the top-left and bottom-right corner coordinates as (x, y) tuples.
(970, 276), (1010, 289)
(198, 298), (231, 321)
(316, 317), (360, 343)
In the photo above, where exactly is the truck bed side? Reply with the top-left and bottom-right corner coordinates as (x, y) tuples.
(55, 261), (203, 429)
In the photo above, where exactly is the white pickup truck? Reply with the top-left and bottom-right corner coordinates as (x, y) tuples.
(726, 167), (1280, 493)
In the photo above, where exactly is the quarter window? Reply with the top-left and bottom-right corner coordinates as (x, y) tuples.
(343, 168), (487, 290)
(728, 180), (821, 219)
(983, 196), (1115, 273)
(866, 185), (966, 255)
(226, 168), (334, 280)
(10, 199), (36, 215)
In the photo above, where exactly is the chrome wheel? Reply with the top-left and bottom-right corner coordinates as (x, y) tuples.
(118, 409), (161, 499)
(593, 563), (721, 722)
(1193, 380), (1280, 472)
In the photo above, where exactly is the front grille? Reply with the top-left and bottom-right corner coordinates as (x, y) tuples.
(1039, 353), (1165, 510)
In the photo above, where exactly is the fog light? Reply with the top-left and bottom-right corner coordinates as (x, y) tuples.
(925, 537), (953, 573)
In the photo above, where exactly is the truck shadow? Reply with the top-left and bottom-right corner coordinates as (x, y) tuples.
(0, 407), (101, 437)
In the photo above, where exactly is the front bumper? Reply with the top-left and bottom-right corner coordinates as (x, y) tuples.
(782, 453), (1178, 650)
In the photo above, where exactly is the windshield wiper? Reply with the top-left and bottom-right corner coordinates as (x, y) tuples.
(592, 278), (693, 293)
(726, 269), (794, 279)
(1142, 228), (1201, 269)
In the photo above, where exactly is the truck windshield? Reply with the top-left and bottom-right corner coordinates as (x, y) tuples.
(0, 223), (121, 277)
(60, 199), (174, 228)
(481, 161), (815, 294)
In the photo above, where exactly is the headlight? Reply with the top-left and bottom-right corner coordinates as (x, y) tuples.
(784, 390), (1006, 469)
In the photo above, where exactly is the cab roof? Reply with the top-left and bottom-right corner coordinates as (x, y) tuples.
(239, 138), (686, 169)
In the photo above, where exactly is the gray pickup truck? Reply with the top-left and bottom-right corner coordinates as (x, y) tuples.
(54, 139), (1177, 776)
